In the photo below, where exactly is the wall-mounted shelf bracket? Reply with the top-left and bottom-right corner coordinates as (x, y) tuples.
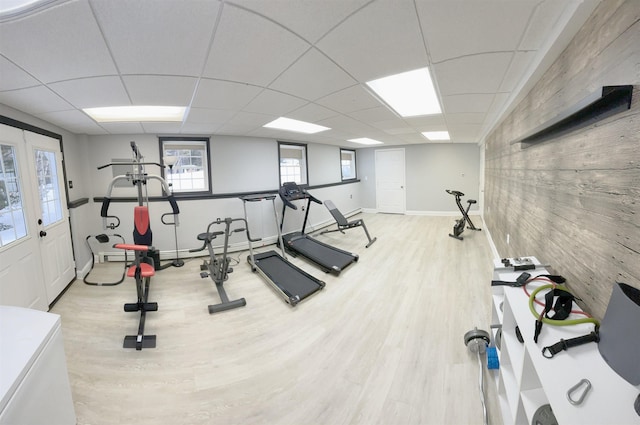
(511, 85), (633, 148)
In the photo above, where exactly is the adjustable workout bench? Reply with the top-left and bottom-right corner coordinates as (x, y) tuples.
(320, 200), (377, 248)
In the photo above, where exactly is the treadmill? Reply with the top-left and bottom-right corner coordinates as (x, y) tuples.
(240, 194), (325, 306)
(278, 182), (358, 275)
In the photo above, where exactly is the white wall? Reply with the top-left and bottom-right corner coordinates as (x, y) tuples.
(357, 143), (481, 213)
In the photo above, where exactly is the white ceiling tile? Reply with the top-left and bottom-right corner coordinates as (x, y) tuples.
(449, 124), (483, 141)
(185, 107), (237, 125)
(36, 110), (107, 135)
(416, 0), (537, 63)
(498, 51), (537, 93)
(434, 52), (513, 95)
(122, 76), (197, 106)
(317, 0), (428, 82)
(49, 76), (130, 108)
(403, 115), (447, 129)
(348, 106), (398, 123)
(228, 0), (370, 43)
(446, 113), (486, 125)
(442, 94), (496, 114)
(0, 1), (116, 82)
(180, 123), (222, 135)
(90, 0), (221, 76)
(0, 56), (39, 90)
(519, 1), (571, 50)
(99, 122), (145, 134)
(243, 89), (308, 115)
(217, 111), (275, 134)
(0, 85), (73, 114)
(269, 48), (356, 101)
(203, 4), (309, 86)
(286, 103), (339, 123)
(141, 122), (184, 134)
(192, 79), (262, 110)
(316, 85), (379, 114)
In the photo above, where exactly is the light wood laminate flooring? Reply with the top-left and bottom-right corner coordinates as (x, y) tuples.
(51, 214), (502, 425)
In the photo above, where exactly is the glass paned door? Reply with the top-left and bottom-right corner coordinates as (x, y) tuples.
(0, 144), (28, 247)
(34, 149), (63, 226)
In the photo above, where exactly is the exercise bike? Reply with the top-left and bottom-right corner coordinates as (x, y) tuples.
(446, 189), (481, 240)
(190, 217), (248, 314)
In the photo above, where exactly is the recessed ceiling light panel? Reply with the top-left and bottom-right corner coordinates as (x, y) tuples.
(366, 67), (442, 117)
(83, 106), (186, 122)
(263, 117), (330, 134)
(347, 138), (383, 145)
(422, 131), (450, 141)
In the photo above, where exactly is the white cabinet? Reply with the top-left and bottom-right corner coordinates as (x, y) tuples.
(491, 258), (639, 425)
(0, 306), (76, 425)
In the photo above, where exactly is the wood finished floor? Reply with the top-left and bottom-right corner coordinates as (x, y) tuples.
(51, 214), (502, 425)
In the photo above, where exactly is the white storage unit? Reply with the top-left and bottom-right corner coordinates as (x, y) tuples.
(0, 306), (76, 425)
(491, 258), (639, 424)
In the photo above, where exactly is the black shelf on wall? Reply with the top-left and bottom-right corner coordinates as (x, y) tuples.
(511, 85), (633, 148)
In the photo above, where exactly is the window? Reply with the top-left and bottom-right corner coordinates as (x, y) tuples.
(0, 144), (28, 247)
(279, 142), (307, 186)
(340, 149), (356, 180)
(160, 137), (211, 194)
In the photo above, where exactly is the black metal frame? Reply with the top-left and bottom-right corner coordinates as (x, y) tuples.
(320, 200), (377, 248)
(446, 189), (481, 241)
(189, 217), (247, 314)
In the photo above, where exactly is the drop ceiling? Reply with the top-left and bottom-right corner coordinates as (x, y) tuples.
(0, 0), (599, 147)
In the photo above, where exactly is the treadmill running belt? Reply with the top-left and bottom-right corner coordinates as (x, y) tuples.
(285, 235), (357, 273)
(254, 251), (323, 301)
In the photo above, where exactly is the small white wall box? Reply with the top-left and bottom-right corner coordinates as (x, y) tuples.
(598, 282), (640, 389)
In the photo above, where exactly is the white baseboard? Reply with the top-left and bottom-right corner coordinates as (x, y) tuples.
(76, 259), (93, 279)
(481, 215), (500, 259)
(405, 210), (482, 216)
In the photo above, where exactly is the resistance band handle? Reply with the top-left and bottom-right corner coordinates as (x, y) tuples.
(542, 331), (600, 358)
(491, 272), (531, 287)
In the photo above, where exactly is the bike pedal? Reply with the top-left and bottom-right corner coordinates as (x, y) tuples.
(200, 264), (207, 271)
(200, 272), (209, 278)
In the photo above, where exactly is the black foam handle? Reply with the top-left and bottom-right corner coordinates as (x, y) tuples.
(167, 195), (179, 214)
(100, 197), (111, 217)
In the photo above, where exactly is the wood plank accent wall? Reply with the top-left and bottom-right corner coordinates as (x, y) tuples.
(484, 0), (640, 319)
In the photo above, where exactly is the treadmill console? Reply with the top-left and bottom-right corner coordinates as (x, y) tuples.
(280, 182), (306, 200)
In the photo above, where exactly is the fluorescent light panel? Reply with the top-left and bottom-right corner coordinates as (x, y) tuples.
(366, 67), (441, 117)
(422, 131), (450, 141)
(83, 106), (186, 122)
(348, 138), (383, 145)
(263, 117), (329, 134)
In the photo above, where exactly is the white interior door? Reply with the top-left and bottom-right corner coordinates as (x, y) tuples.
(375, 148), (406, 214)
(0, 124), (47, 310)
(24, 131), (75, 304)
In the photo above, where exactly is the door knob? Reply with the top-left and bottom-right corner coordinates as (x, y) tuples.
(39, 230), (47, 237)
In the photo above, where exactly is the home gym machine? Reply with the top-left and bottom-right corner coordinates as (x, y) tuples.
(98, 141), (180, 349)
(241, 193), (325, 307)
(445, 189), (481, 240)
(189, 217), (248, 314)
(278, 182), (358, 274)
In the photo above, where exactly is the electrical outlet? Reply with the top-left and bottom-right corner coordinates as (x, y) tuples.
(506, 234), (510, 244)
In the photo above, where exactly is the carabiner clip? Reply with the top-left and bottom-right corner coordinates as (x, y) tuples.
(567, 379), (591, 405)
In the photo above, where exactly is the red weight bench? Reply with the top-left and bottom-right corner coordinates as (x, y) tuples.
(113, 206), (157, 350)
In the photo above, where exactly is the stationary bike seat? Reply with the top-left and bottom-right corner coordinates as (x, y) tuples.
(197, 231), (224, 242)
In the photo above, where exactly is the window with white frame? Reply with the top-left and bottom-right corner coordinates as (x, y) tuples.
(279, 142), (307, 185)
(340, 148), (356, 180)
(160, 137), (210, 194)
